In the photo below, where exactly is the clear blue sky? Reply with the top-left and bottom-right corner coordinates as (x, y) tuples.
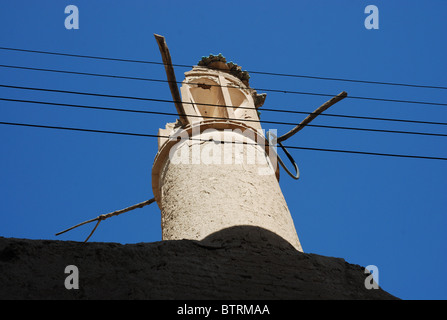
(0, 1), (446, 300)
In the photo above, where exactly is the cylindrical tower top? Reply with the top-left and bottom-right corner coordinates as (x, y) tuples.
(157, 54), (267, 149)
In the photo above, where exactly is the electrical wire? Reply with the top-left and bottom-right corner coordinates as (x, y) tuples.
(1, 63), (446, 108)
(2, 63), (447, 127)
(2, 97), (447, 138)
(0, 120), (446, 161)
(2, 84), (447, 134)
(1, 46), (446, 90)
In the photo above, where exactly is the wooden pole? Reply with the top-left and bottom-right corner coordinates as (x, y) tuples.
(277, 91), (348, 143)
(154, 34), (188, 124)
(55, 198), (155, 242)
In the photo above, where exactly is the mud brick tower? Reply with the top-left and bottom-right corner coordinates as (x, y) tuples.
(151, 54), (303, 252)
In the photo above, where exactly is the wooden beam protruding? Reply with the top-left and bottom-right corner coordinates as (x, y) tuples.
(277, 91), (348, 143)
(154, 34), (188, 124)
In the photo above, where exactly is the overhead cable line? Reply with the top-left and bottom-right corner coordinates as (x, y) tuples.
(0, 46), (171, 67)
(2, 83), (447, 128)
(0, 120), (446, 161)
(0, 63), (446, 108)
(1, 65), (447, 127)
(1, 46), (446, 90)
(2, 96), (447, 138)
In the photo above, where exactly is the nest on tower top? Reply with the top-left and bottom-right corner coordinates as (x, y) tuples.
(197, 54), (266, 110)
(198, 54), (251, 86)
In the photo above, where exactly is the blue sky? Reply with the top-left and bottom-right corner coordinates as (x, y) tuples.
(0, 1), (446, 300)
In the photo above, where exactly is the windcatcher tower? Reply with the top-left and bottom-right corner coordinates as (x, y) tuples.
(152, 43), (303, 252)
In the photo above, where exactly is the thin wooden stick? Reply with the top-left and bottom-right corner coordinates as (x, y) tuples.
(55, 198), (156, 242)
(54, 216), (99, 236)
(277, 91), (348, 143)
(83, 219), (102, 243)
(154, 34), (188, 124)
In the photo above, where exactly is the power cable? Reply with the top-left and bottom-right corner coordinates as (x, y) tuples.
(1, 46), (446, 90)
(2, 84), (447, 132)
(2, 64), (447, 127)
(1, 63), (446, 107)
(1, 120), (446, 161)
(2, 96), (447, 138)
